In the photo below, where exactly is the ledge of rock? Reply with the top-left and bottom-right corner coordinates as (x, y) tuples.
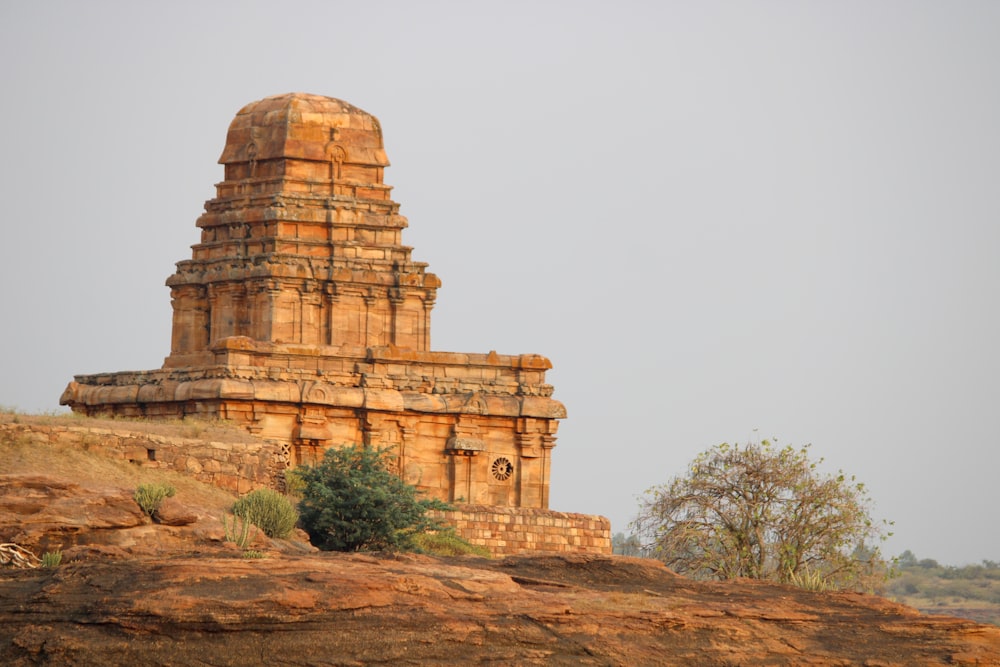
(1, 470), (999, 665)
(2, 551), (1000, 665)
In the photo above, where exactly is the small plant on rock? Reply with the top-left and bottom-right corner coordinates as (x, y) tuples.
(788, 568), (832, 592)
(231, 488), (298, 539)
(222, 512), (257, 549)
(134, 483), (176, 517)
(41, 550), (63, 568)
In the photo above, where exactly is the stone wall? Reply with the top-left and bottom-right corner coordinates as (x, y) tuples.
(62, 339), (564, 508)
(0, 421), (287, 494)
(1, 420), (611, 556)
(434, 505), (611, 556)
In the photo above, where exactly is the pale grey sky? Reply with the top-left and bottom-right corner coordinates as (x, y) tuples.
(2, 1), (998, 565)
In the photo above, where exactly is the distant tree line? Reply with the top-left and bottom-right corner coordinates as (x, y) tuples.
(889, 550), (1000, 611)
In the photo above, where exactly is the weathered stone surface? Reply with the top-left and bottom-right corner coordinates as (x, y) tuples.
(152, 496), (198, 526)
(0, 474), (212, 558)
(61, 94), (575, 536)
(2, 552), (999, 665)
(0, 474), (147, 552)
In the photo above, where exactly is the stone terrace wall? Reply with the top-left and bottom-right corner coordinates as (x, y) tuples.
(1, 420), (612, 556)
(435, 505), (611, 557)
(0, 422), (286, 494)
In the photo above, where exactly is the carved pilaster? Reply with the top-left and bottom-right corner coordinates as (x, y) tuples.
(262, 279), (283, 342)
(421, 293), (435, 351)
(388, 287), (404, 347)
(359, 411), (375, 448)
(363, 289), (378, 346)
(169, 284), (209, 354)
(299, 279), (321, 345)
(323, 282), (338, 345)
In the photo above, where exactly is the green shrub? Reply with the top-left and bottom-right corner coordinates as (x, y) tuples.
(297, 444), (450, 552)
(134, 483), (176, 516)
(242, 549), (267, 559)
(231, 488), (298, 539)
(410, 529), (490, 557)
(40, 550), (63, 568)
(222, 512), (257, 548)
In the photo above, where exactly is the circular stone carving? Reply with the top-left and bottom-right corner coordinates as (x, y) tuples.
(491, 457), (514, 482)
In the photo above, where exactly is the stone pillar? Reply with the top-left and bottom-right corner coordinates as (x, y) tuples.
(207, 283), (230, 342)
(231, 286), (247, 337)
(421, 293), (435, 351)
(330, 293), (364, 346)
(300, 280), (321, 345)
(169, 285), (209, 354)
(540, 432), (557, 509)
(249, 282), (276, 341)
(248, 280), (281, 341)
(363, 292), (378, 346)
(398, 419), (414, 482)
(446, 419), (485, 504)
(388, 288), (405, 347)
(323, 283), (338, 346)
(515, 419), (540, 508)
(269, 280), (295, 343)
(448, 451), (476, 503)
(359, 411), (375, 448)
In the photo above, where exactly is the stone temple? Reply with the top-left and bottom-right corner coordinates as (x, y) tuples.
(61, 93), (570, 514)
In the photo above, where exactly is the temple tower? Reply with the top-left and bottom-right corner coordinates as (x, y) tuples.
(166, 94), (440, 366)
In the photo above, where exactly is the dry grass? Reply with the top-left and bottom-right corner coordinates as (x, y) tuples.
(0, 410), (256, 443)
(0, 412), (240, 514)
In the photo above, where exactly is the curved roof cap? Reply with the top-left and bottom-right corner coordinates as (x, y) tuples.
(218, 93), (390, 167)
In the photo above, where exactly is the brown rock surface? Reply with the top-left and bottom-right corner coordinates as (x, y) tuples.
(152, 495), (200, 526)
(0, 473), (240, 561)
(0, 474), (147, 548)
(2, 552), (1000, 666)
(0, 469), (999, 665)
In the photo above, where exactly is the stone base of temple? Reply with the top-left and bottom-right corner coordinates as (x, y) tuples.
(61, 337), (565, 509)
(433, 505), (611, 556)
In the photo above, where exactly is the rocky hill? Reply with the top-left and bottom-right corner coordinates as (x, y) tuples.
(2, 415), (1000, 665)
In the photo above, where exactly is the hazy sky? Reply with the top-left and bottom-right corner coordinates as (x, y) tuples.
(2, 1), (998, 565)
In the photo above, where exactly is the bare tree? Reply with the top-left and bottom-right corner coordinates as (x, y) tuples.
(632, 440), (892, 590)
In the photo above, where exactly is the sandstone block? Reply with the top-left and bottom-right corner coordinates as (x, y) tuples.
(153, 497), (199, 526)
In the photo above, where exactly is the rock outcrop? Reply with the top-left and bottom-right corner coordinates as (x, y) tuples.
(3, 552), (1000, 666)
(1, 464), (999, 665)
